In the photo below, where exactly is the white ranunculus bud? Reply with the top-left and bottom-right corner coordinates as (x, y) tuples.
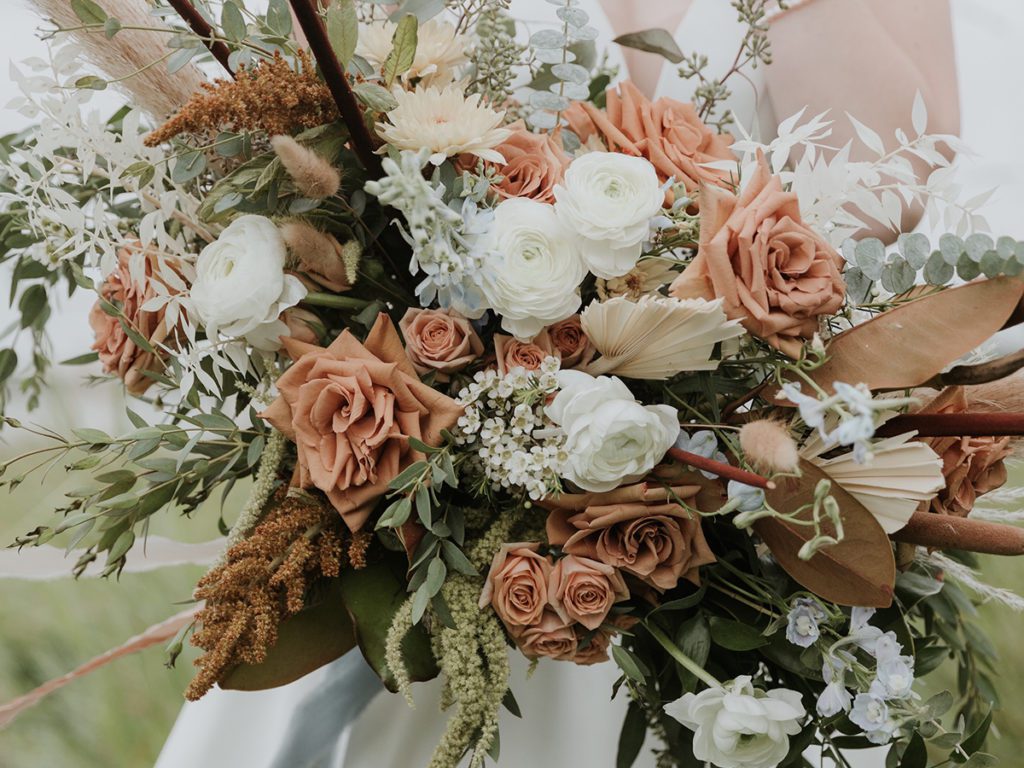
(479, 198), (586, 340)
(190, 215), (307, 351)
(664, 676), (806, 768)
(546, 370), (679, 492)
(554, 152), (664, 279)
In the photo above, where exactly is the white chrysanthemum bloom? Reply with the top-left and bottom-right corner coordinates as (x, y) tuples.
(554, 152), (665, 279)
(478, 198), (586, 339)
(376, 84), (512, 165)
(357, 18), (469, 86)
(189, 216), (306, 351)
(546, 370), (679, 493)
(664, 676), (806, 768)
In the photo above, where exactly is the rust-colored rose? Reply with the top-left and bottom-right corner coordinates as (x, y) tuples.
(564, 81), (734, 192)
(919, 387), (1012, 517)
(399, 307), (483, 382)
(494, 331), (559, 376)
(545, 482), (716, 591)
(260, 313), (462, 531)
(548, 554), (628, 630)
(490, 121), (571, 204)
(546, 316), (595, 369)
(670, 154), (845, 357)
(478, 542), (552, 627)
(513, 609), (578, 661)
(89, 242), (184, 396)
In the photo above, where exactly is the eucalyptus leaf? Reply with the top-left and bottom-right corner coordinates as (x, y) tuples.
(843, 266), (873, 304)
(71, 0), (107, 24)
(897, 233), (930, 268)
(923, 251), (955, 285)
(880, 257), (916, 294)
(939, 233), (964, 265)
(326, 0), (359, 69)
(221, 1), (246, 41)
(957, 253), (981, 281)
(980, 250), (1005, 277)
(853, 238), (885, 280)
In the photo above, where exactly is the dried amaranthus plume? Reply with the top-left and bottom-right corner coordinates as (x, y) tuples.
(271, 135), (342, 199)
(185, 488), (352, 700)
(280, 220), (353, 292)
(740, 419), (800, 474)
(145, 51), (338, 147)
(29, 0), (207, 120)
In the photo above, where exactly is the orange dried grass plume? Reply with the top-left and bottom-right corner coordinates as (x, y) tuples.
(185, 488), (369, 700)
(145, 51), (339, 147)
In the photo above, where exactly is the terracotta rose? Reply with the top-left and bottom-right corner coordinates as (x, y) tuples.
(513, 610), (578, 661)
(89, 241), (184, 395)
(478, 542), (553, 628)
(490, 121), (571, 204)
(548, 554), (628, 630)
(919, 387), (1012, 517)
(260, 313), (462, 532)
(545, 482), (716, 591)
(670, 154), (845, 357)
(399, 307), (483, 381)
(494, 331), (559, 375)
(564, 81), (734, 192)
(546, 316), (595, 369)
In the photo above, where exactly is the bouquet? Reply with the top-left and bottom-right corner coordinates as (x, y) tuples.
(2, 1), (1024, 767)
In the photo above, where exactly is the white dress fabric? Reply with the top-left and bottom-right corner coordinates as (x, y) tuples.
(155, 3), (780, 767)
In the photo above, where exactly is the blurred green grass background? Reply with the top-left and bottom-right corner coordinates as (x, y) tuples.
(0, 442), (1022, 767)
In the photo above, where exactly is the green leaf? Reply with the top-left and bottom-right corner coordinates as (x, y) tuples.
(414, 483), (432, 527)
(60, 352), (99, 366)
(73, 427), (111, 445)
(74, 74), (108, 91)
(387, 460), (427, 491)
(957, 252), (981, 280)
(0, 349), (17, 383)
(980, 249), (1005, 278)
(612, 28), (684, 63)
(674, 613), (710, 689)
(326, 0), (359, 68)
(376, 497), (412, 529)
(954, 711), (994, 762)
(854, 237), (886, 280)
(958, 755), (997, 768)
(501, 688), (522, 718)
(221, 1), (246, 41)
(18, 284), (47, 329)
(383, 14), (418, 86)
(171, 150), (207, 185)
(939, 233), (964, 264)
(708, 617), (770, 651)
(897, 233), (930, 269)
(353, 82), (399, 112)
(103, 17), (121, 38)
(223, 579), (357, 690)
(899, 733), (927, 768)
(424, 555), (447, 597)
(266, 0), (292, 36)
(611, 645), (648, 684)
(106, 530), (136, 562)
(339, 556), (439, 692)
(71, 0), (107, 24)
(880, 257), (916, 294)
(616, 701), (647, 768)
(844, 266), (873, 304)
(441, 540), (476, 576)
(923, 250), (955, 285)
(922, 690), (954, 719)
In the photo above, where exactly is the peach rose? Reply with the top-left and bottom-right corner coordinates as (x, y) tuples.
(564, 81), (734, 192)
(490, 121), (571, 204)
(494, 331), (559, 376)
(399, 307), (483, 381)
(260, 313), (462, 531)
(919, 387), (1012, 517)
(546, 482), (716, 591)
(670, 154), (845, 357)
(89, 242), (184, 396)
(572, 614), (639, 666)
(546, 316), (595, 369)
(281, 307), (322, 345)
(513, 610), (578, 661)
(478, 542), (553, 627)
(548, 554), (628, 630)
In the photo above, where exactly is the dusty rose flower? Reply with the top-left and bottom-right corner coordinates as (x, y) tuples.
(546, 316), (595, 369)
(564, 81), (734, 192)
(89, 242), (184, 396)
(572, 614), (639, 666)
(399, 307), (483, 381)
(478, 542), (553, 628)
(260, 313), (462, 532)
(494, 330), (559, 375)
(513, 610), (579, 661)
(548, 554), (628, 630)
(489, 121), (571, 204)
(919, 387), (1013, 517)
(546, 483), (716, 590)
(281, 307), (321, 345)
(670, 154), (845, 357)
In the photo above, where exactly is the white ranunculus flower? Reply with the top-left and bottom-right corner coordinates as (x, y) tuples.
(479, 198), (586, 340)
(546, 370), (679, 492)
(664, 676), (806, 768)
(554, 152), (664, 279)
(190, 215), (307, 351)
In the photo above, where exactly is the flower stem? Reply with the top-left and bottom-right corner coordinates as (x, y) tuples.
(667, 447), (775, 490)
(644, 622), (721, 689)
(167, 0), (235, 76)
(301, 292), (371, 311)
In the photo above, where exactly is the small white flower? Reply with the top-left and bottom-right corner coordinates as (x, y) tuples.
(728, 480), (766, 514)
(816, 682), (852, 718)
(870, 631), (903, 662)
(786, 597), (827, 648)
(546, 370), (679, 493)
(554, 152), (664, 279)
(875, 655), (915, 699)
(479, 198), (586, 340)
(189, 215), (306, 350)
(849, 688), (896, 745)
(664, 675), (806, 768)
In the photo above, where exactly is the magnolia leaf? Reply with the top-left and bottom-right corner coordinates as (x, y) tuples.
(800, 277), (1024, 396)
(338, 555), (439, 692)
(756, 460), (896, 608)
(222, 579), (356, 690)
(613, 28), (684, 63)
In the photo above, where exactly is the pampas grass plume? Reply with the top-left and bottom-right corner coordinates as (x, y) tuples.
(271, 135), (342, 199)
(740, 419), (800, 473)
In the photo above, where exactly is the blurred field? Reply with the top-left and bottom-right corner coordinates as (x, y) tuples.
(0, 442), (1022, 767)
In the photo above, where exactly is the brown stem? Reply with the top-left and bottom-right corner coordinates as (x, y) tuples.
(287, 0), (383, 177)
(667, 447), (776, 491)
(167, 0), (235, 77)
(875, 412), (1024, 438)
(891, 512), (1024, 556)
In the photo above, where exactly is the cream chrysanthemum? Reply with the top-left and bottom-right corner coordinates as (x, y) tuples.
(376, 84), (512, 165)
(357, 18), (469, 87)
